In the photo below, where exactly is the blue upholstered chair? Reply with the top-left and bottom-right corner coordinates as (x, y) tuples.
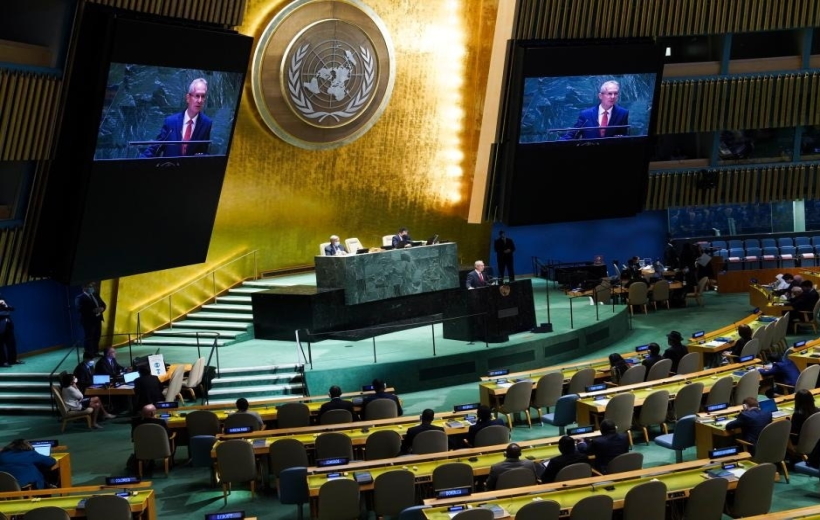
(654, 414), (696, 463)
(541, 393), (578, 435)
(279, 467), (309, 520)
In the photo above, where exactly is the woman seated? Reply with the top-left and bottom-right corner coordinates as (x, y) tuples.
(0, 439), (57, 489)
(60, 372), (114, 429)
(608, 353), (630, 385)
(790, 389), (819, 457)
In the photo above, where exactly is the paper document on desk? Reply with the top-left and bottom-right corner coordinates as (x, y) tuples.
(496, 382), (513, 388)
(704, 340), (728, 347)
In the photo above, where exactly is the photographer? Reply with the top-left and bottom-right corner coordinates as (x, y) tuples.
(0, 294), (21, 367)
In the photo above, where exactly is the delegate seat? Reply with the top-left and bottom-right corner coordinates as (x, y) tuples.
(743, 246), (762, 269)
(760, 238), (777, 249)
(761, 246), (779, 268)
(779, 245), (797, 268)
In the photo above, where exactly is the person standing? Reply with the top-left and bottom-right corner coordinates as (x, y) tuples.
(494, 230), (516, 282)
(0, 294), (20, 367)
(76, 282), (106, 356)
(465, 260), (488, 290)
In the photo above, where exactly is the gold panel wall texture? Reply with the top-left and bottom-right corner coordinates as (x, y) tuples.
(110, 0), (498, 334)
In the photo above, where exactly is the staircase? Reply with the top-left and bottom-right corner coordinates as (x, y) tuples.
(205, 363), (306, 406)
(0, 372), (56, 413)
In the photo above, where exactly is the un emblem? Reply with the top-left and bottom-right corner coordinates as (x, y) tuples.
(252, 0), (395, 150)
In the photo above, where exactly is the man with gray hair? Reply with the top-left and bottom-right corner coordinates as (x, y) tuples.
(141, 77), (213, 158)
(324, 235), (347, 256)
(561, 79), (630, 140)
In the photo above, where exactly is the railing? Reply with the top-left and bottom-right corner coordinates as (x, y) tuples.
(135, 250), (258, 340)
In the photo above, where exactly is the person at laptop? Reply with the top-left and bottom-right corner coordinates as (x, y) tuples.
(0, 439), (57, 489)
(362, 379), (403, 417)
(465, 260), (488, 290)
(577, 419), (629, 473)
(641, 343), (663, 375)
(231, 397), (265, 430)
(465, 405), (505, 447)
(725, 397), (772, 453)
(541, 435), (589, 483)
(318, 385), (357, 422)
(94, 347), (126, 378)
(60, 372), (113, 429)
(73, 351), (97, 393)
(402, 408), (446, 454)
(391, 227), (412, 248)
(134, 365), (164, 410)
(484, 443), (541, 490)
(759, 348), (800, 398)
(662, 331), (689, 373)
(324, 235), (347, 256)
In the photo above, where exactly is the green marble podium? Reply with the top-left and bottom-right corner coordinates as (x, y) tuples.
(314, 242), (460, 305)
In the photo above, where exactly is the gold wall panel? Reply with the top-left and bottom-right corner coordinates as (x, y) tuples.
(109, 0), (498, 334)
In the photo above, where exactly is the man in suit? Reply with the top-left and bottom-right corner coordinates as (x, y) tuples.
(485, 443), (541, 490)
(663, 330), (689, 373)
(541, 435), (589, 483)
(725, 397), (772, 452)
(578, 419), (629, 473)
(0, 295), (20, 367)
(465, 405), (505, 447)
(641, 342), (663, 373)
(560, 80), (629, 140)
(94, 347), (126, 378)
(790, 279), (820, 319)
(317, 385), (356, 422)
(73, 352), (96, 393)
(324, 235), (347, 256)
(465, 260), (488, 290)
(131, 404), (172, 439)
(140, 78), (213, 158)
(232, 397), (265, 430)
(494, 230), (516, 282)
(391, 227), (412, 248)
(76, 282), (106, 356)
(759, 348), (801, 398)
(402, 408), (445, 454)
(133, 365), (164, 410)
(362, 379), (403, 416)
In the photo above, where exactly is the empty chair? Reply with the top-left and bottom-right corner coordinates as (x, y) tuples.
(554, 462), (592, 482)
(778, 237), (794, 248)
(738, 419), (791, 483)
(373, 470), (417, 519)
(276, 402), (311, 428)
(133, 422), (174, 478)
(743, 246), (762, 269)
(761, 246), (779, 268)
(189, 435), (218, 483)
(432, 462), (474, 493)
(795, 236), (812, 247)
(569, 494), (613, 520)
(411, 429), (449, 455)
(614, 364), (646, 386)
(675, 352), (700, 375)
(381, 234), (394, 247)
(651, 279), (671, 310)
(185, 410), (220, 438)
(530, 372), (563, 418)
(623, 480), (667, 520)
(732, 369), (760, 405)
(318, 242), (331, 255)
(761, 238), (777, 249)
(22, 507), (71, 520)
(215, 439), (258, 505)
(636, 389), (670, 444)
(673, 381), (704, 421)
(711, 240), (728, 250)
(279, 467), (309, 520)
(725, 247), (745, 269)
(315, 432), (354, 461)
(318, 478), (360, 520)
(780, 245), (797, 268)
(705, 376), (733, 407)
(50, 385), (93, 431)
(626, 281), (649, 314)
(654, 414), (697, 463)
(473, 424), (510, 447)
(452, 510), (494, 520)
(162, 364), (185, 404)
(725, 462), (777, 518)
(364, 398), (399, 420)
(645, 358), (672, 381)
(604, 393), (635, 446)
(684, 277), (709, 306)
(797, 244), (817, 267)
(84, 494), (132, 520)
(0, 470), (23, 492)
(728, 239), (744, 249)
(495, 466), (537, 490)
(268, 438), (309, 489)
(776, 364), (820, 395)
(224, 412), (262, 432)
(514, 499), (561, 520)
(319, 409), (354, 425)
(364, 429), (402, 460)
(541, 393), (578, 435)
(793, 298), (820, 334)
(344, 237), (363, 253)
(496, 380), (533, 428)
(683, 476), (728, 520)
(595, 284), (611, 305)
(605, 452), (643, 474)
(181, 357), (205, 400)
(770, 312), (790, 355)
(568, 368), (595, 394)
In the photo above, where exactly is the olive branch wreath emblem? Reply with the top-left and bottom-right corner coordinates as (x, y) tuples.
(287, 43), (375, 123)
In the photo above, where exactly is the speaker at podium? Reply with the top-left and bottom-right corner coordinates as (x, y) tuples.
(442, 279), (536, 343)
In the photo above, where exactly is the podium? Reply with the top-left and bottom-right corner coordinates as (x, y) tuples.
(442, 280), (536, 343)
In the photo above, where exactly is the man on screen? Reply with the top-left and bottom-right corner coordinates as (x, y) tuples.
(560, 80), (629, 140)
(140, 78), (212, 158)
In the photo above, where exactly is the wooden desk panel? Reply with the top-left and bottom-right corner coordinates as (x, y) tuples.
(0, 488), (156, 520)
(685, 313), (773, 371)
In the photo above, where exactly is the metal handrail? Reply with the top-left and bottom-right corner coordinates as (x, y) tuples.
(135, 249), (259, 340)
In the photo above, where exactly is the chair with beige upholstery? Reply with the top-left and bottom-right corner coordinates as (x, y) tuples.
(684, 277), (709, 306)
(530, 372), (563, 418)
(181, 357), (205, 400)
(320, 409), (354, 425)
(22, 507), (71, 520)
(675, 352), (700, 375)
(364, 398), (398, 420)
(473, 424), (510, 447)
(732, 369), (760, 405)
(364, 429), (402, 460)
(636, 389), (669, 444)
(162, 364), (185, 404)
(318, 242), (330, 256)
(494, 467), (537, 490)
(344, 238), (364, 253)
(604, 393), (635, 446)
(51, 385), (93, 431)
(568, 368), (595, 395)
(496, 380), (533, 428)
(615, 364), (646, 386)
(215, 439), (258, 505)
(84, 494), (132, 520)
(318, 478), (360, 520)
(276, 402), (311, 429)
(373, 469), (416, 520)
(554, 462), (592, 482)
(626, 281), (649, 314)
(411, 430), (449, 455)
(382, 235), (394, 247)
(645, 358), (672, 381)
(651, 279), (671, 310)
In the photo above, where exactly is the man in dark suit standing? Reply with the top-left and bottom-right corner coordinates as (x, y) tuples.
(485, 443), (541, 490)
(578, 419), (629, 473)
(323, 235), (347, 256)
(465, 260), (488, 290)
(318, 385), (356, 422)
(494, 230), (516, 283)
(402, 408), (445, 454)
(560, 80), (629, 140)
(76, 282), (106, 356)
(725, 397), (773, 453)
(541, 435), (589, 483)
(140, 78), (213, 158)
(0, 295), (20, 367)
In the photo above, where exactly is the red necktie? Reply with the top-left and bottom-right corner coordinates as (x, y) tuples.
(182, 119), (193, 155)
(600, 111), (608, 137)
(478, 272), (484, 283)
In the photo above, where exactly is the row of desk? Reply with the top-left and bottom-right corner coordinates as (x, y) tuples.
(0, 484), (157, 520)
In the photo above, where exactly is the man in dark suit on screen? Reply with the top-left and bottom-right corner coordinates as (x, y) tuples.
(560, 80), (629, 140)
(465, 260), (488, 290)
(141, 78), (213, 158)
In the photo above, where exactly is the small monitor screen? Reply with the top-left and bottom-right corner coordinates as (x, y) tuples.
(487, 368), (509, 377)
(705, 402), (728, 412)
(224, 426), (252, 435)
(709, 446), (739, 458)
(316, 457), (349, 468)
(585, 383), (607, 393)
(92, 375), (110, 386)
(453, 403), (480, 413)
(123, 371), (140, 384)
(204, 512), (245, 520)
(435, 486), (472, 499)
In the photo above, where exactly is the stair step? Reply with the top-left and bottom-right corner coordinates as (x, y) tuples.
(202, 303), (254, 312)
(217, 364), (303, 376)
(228, 287), (268, 295)
(0, 403), (55, 413)
(207, 383), (304, 396)
(205, 395), (307, 406)
(0, 382), (51, 391)
(139, 337), (230, 347)
(241, 280), (295, 289)
(186, 312), (253, 321)
(0, 372), (53, 379)
(154, 328), (243, 340)
(0, 393), (53, 402)
(211, 373), (302, 385)
(170, 321), (249, 331)
(217, 295), (253, 303)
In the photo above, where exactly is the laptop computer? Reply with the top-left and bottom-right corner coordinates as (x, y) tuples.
(92, 374), (110, 386)
(356, 248), (370, 254)
(759, 399), (789, 418)
(31, 443), (51, 456)
(123, 371), (139, 384)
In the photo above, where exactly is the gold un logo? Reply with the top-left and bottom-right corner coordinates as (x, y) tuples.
(251, 0), (396, 150)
